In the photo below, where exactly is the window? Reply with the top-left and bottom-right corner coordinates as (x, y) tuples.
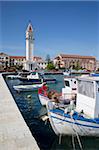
(97, 82), (99, 93)
(64, 81), (70, 87)
(78, 80), (94, 98)
(31, 64), (32, 70)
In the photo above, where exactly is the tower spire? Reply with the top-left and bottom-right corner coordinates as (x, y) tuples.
(26, 21), (33, 32)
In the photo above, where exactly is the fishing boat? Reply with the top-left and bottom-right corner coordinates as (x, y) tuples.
(18, 72), (57, 84)
(63, 70), (70, 76)
(38, 77), (77, 106)
(43, 77), (57, 83)
(18, 72), (42, 83)
(46, 76), (99, 136)
(6, 72), (30, 79)
(13, 83), (44, 92)
(6, 73), (21, 79)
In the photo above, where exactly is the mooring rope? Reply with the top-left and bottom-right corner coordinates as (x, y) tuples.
(72, 134), (76, 150)
(70, 112), (83, 150)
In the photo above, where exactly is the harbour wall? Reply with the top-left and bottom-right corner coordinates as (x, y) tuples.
(0, 73), (39, 150)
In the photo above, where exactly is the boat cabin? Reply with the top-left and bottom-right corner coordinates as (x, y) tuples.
(27, 72), (40, 79)
(62, 77), (77, 99)
(64, 77), (77, 90)
(76, 76), (99, 118)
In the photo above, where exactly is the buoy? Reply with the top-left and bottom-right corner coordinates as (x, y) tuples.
(41, 115), (49, 121)
(27, 95), (32, 99)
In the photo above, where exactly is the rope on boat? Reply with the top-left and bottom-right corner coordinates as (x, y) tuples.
(75, 128), (83, 150)
(70, 112), (83, 150)
(76, 121), (89, 136)
(72, 115), (89, 136)
(59, 134), (62, 145)
(72, 134), (76, 150)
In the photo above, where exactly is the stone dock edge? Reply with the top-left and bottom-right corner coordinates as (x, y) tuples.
(0, 73), (39, 150)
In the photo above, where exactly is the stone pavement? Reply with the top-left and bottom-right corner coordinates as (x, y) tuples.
(0, 74), (39, 150)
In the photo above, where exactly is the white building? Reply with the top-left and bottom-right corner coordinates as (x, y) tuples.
(37, 60), (48, 69)
(10, 56), (26, 66)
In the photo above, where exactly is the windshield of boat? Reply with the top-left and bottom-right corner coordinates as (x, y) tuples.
(64, 80), (70, 87)
(78, 80), (94, 98)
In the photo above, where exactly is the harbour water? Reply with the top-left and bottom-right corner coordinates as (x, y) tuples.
(5, 74), (99, 150)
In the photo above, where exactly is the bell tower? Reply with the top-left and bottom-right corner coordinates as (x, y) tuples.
(26, 23), (34, 61)
(24, 22), (36, 71)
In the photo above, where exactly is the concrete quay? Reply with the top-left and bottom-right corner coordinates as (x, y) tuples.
(0, 74), (39, 150)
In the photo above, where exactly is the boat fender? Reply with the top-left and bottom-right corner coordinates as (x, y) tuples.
(41, 115), (49, 121)
(70, 110), (75, 116)
(70, 100), (74, 105)
(64, 108), (68, 114)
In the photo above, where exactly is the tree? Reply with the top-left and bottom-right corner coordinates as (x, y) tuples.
(46, 54), (51, 64)
(46, 62), (55, 70)
(15, 64), (23, 71)
(74, 60), (81, 70)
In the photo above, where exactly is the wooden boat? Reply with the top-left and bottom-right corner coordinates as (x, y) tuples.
(13, 83), (43, 92)
(46, 76), (99, 136)
(38, 77), (77, 106)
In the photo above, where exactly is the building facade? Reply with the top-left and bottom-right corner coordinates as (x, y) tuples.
(37, 60), (48, 69)
(0, 53), (10, 69)
(0, 52), (48, 70)
(53, 54), (96, 71)
(96, 60), (99, 71)
(10, 55), (44, 68)
(10, 56), (26, 66)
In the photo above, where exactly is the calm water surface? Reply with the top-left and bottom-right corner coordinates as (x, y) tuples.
(6, 75), (99, 150)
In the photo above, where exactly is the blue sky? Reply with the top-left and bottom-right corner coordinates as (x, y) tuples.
(0, 1), (99, 59)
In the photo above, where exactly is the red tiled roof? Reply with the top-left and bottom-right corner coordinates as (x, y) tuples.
(10, 56), (42, 60)
(59, 54), (96, 59)
(10, 56), (26, 59)
(33, 56), (42, 61)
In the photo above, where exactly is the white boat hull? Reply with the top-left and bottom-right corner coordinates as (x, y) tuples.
(6, 75), (20, 79)
(63, 72), (70, 76)
(47, 102), (99, 136)
(13, 84), (43, 92)
(38, 94), (49, 106)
